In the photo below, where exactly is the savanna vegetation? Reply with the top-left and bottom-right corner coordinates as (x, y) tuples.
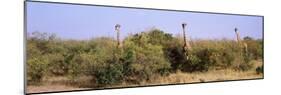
(27, 29), (263, 93)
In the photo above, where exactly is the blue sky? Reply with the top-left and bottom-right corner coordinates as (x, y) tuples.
(26, 2), (263, 40)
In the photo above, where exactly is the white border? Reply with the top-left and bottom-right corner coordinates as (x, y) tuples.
(1, 0), (281, 95)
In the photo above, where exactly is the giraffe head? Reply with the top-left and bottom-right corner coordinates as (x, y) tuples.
(115, 24), (121, 31)
(182, 23), (187, 29)
(234, 27), (238, 33)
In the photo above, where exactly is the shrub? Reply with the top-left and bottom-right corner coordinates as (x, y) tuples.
(125, 43), (171, 81)
(130, 63), (152, 81)
(123, 31), (172, 81)
(238, 51), (254, 71)
(256, 65), (263, 74)
(94, 63), (124, 86)
(244, 38), (263, 60)
(67, 53), (93, 82)
(238, 62), (253, 71)
(27, 57), (48, 84)
(164, 39), (187, 71)
(122, 47), (136, 76)
(26, 31), (262, 87)
(187, 48), (218, 72)
(46, 54), (69, 76)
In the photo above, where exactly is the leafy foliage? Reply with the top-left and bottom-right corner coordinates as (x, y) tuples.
(94, 63), (124, 85)
(27, 29), (263, 87)
(27, 57), (48, 84)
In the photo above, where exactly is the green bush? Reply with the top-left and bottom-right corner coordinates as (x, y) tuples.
(67, 53), (93, 82)
(94, 63), (124, 86)
(187, 48), (218, 72)
(46, 54), (69, 76)
(121, 47), (136, 76)
(122, 30), (172, 80)
(26, 31), (262, 87)
(27, 57), (48, 84)
(164, 39), (187, 71)
(244, 37), (263, 60)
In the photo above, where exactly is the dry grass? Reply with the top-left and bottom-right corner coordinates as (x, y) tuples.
(145, 60), (263, 85)
(27, 60), (263, 93)
(27, 76), (93, 93)
(147, 69), (262, 85)
(27, 70), (262, 93)
(27, 85), (88, 94)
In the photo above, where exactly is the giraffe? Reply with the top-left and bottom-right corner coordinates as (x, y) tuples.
(234, 28), (248, 54)
(182, 23), (192, 60)
(115, 24), (121, 49)
(234, 28), (249, 61)
(114, 24), (122, 64)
